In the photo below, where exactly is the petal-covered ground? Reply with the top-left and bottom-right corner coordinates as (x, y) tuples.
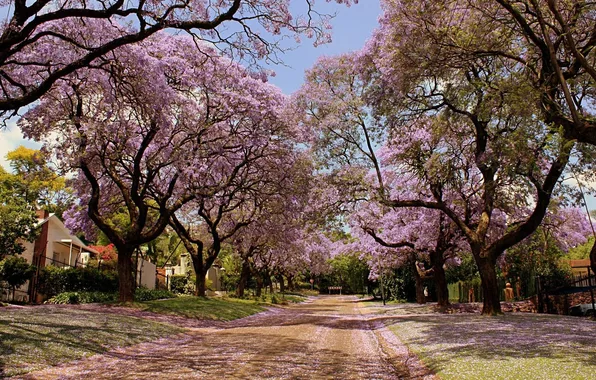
(12, 297), (429, 379)
(5, 297), (594, 379)
(387, 312), (596, 380)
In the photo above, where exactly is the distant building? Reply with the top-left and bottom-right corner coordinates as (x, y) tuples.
(165, 252), (224, 293)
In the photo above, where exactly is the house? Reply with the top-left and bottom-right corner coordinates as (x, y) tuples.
(165, 252), (224, 293)
(1, 210), (99, 302)
(2, 210), (156, 303)
(23, 210), (98, 270)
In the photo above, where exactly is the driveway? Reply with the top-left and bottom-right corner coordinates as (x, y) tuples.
(16, 296), (433, 379)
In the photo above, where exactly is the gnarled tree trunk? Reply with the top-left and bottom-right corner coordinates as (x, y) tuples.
(277, 274), (285, 293)
(476, 254), (501, 315)
(189, 252), (208, 297)
(430, 250), (449, 307)
(116, 246), (135, 303)
(256, 275), (263, 297)
(412, 261), (426, 304)
(590, 243), (596, 281)
(237, 259), (251, 297)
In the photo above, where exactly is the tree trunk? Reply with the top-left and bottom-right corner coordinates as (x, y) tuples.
(431, 250), (449, 307)
(412, 261), (426, 304)
(196, 270), (207, 297)
(287, 275), (294, 291)
(237, 260), (251, 297)
(590, 243), (596, 280)
(188, 250), (208, 297)
(277, 274), (285, 293)
(117, 247), (135, 303)
(256, 275), (263, 297)
(476, 255), (502, 315)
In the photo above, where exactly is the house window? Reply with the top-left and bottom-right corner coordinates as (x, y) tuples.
(52, 252), (63, 267)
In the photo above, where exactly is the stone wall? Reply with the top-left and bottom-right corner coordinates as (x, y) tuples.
(531, 290), (595, 315)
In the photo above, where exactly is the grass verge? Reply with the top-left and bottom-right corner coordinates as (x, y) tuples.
(0, 305), (183, 378)
(388, 313), (596, 380)
(135, 296), (266, 321)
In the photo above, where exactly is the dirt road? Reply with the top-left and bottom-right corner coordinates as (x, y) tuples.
(18, 296), (429, 379)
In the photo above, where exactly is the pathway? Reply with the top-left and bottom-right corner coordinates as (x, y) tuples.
(17, 296), (433, 379)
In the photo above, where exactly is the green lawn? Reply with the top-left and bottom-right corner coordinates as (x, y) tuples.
(0, 305), (183, 377)
(388, 313), (596, 380)
(136, 296), (266, 321)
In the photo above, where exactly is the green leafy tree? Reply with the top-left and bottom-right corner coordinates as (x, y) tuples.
(0, 255), (36, 300)
(0, 184), (38, 259)
(323, 253), (370, 295)
(1, 146), (73, 218)
(568, 237), (594, 260)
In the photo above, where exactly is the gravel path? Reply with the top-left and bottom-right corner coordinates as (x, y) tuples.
(15, 296), (434, 379)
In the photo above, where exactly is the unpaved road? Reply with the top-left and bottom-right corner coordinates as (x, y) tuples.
(18, 296), (431, 379)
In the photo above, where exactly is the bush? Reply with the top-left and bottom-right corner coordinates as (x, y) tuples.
(45, 291), (117, 304)
(45, 288), (177, 304)
(134, 288), (176, 301)
(169, 273), (197, 295)
(169, 274), (187, 294)
(37, 266), (118, 297)
(0, 255), (36, 299)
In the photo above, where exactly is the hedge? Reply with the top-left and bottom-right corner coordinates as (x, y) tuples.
(37, 266), (118, 297)
(45, 288), (176, 304)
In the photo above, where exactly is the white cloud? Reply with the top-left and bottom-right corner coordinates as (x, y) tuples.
(0, 119), (42, 171)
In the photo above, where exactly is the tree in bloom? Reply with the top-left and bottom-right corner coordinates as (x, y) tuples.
(168, 116), (309, 297)
(349, 196), (464, 307)
(230, 161), (312, 296)
(293, 14), (592, 314)
(18, 32), (288, 302)
(364, 1), (591, 314)
(0, 0), (357, 118)
(294, 53), (466, 307)
(374, 0), (596, 292)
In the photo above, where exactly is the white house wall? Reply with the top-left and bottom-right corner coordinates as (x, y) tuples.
(137, 259), (156, 289)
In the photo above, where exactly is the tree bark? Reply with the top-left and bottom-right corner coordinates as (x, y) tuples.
(590, 242), (596, 280)
(287, 275), (294, 291)
(277, 274), (285, 293)
(430, 250), (450, 307)
(189, 252), (207, 297)
(476, 255), (502, 315)
(196, 270), (207, 297)
(256, 275), (263, 297)
(237, 259), (251, 297)
(117, 246), (135, 303)
(412, 261), (426, 304)
(268, 274), (274, 294)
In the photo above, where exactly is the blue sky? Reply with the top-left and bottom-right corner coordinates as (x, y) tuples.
(0, 2), (382, 169)
(267, 1), (382, 94)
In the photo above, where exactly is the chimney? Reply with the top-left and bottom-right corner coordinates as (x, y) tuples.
(36, 209), (50, 219)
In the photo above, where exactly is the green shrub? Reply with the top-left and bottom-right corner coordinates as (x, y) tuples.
(45, 288), (177, 304)
(271, 294), (279, 304)
(45, 291), (117, 304)
(37, 266), (118, 297)
(134, 288), (176, 301)
(169, 274), (187, 294)
(0, 255), (36, 300)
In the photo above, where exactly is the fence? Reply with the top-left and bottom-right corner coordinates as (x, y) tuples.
(448, 276), (541, 303)
(0, 285), (30, 302)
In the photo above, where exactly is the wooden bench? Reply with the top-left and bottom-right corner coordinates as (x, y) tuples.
(328, 286), (342, 295)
